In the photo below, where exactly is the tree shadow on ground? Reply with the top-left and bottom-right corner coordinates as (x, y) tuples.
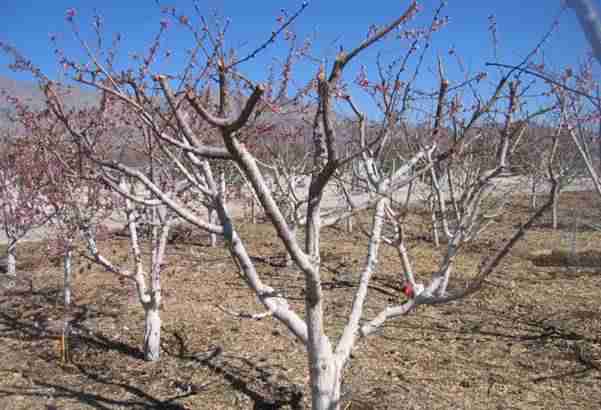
(0, 368), (197, 410)
(0, 308), (145, 361)
(1, 282), (305, 409)
(167, 332), (304, 410)
(381, 304), (601, 386)
(0, 295), (197, 409)
(0, 283), (143, 362)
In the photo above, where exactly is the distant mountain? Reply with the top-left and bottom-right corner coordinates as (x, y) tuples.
(0, 75), (99, 131)
(0, 76), (45, 107)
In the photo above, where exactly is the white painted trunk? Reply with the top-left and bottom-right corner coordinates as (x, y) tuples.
(552, 185), (560, 230)
(6, 241), (16, 277)
(529, 176), (538, 210)
(63, 248), (72, 307)
(309, 357), (342, 410)
(209, 208), (218, 247)
(345, 204), (353, 234)
(430, 198), (440, 247)
(143, 306), (161, 361)
(285, 224), (297, 267)
(436, 262), (453, 296)
(250, 199), (257, 224)
(285, 251), (294, 267)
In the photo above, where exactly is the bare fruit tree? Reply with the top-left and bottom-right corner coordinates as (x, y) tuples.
(45, 82), (193, 361)
(0, 122), (54, 277)
(3, 55), (189, 361)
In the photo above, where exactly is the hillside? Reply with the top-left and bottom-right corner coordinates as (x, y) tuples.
(0, 75), (99, 131)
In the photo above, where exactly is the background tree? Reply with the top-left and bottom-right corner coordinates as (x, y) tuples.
(0, 101), (55, 278)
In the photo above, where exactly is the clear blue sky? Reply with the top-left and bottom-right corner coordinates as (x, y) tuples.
(0, 0), (595, 117)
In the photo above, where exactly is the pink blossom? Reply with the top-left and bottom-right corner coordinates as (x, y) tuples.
(65, 8), (76, 22)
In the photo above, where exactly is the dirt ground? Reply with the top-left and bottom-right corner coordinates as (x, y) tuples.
(0, 191), (600, 409)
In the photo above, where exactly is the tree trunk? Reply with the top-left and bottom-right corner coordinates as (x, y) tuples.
(430, 197), (440, 247)
(285, 224), (297, 267)
(250, 198), (256, 224)
(63, 247), (72, 307)
(6, 239), (16, 276)
(143, 305), (161, 361)
(209, 207), (217, 247)
(529, 176), (537, 210)
(345, 204), (353, 234)
(309, 357), (342, 410)
(61, 244), (73, 363)
(552, 185), (560, 230)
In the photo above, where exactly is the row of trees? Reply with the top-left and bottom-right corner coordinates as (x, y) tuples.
(1, 2), (600, 409)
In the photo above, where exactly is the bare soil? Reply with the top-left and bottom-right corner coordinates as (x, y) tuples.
(0, 191), (600, 409)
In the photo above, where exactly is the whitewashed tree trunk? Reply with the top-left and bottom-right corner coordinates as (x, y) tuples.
(285, 223), (297, 267)
(63, 246), (72, 307)
(144, 203), (168, 362)
(345, 204), (353, 234)
(552, 184), (560, 229)
(250, 198), (257, 224)
(529, 175), (538, 210)
(209, 207), (218, 247)
(61, 241), (74, 363)
(6, 239), (16, 277)
(430, 196), (440, 247)
(143, 304), (161, 361)
(310, 356), (342, 410)
(304, 269), (341, 409)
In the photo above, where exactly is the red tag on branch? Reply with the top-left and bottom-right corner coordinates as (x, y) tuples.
(401, 282), (414, 299)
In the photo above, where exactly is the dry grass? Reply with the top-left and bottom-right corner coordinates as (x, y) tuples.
(0, 192), (600, 409)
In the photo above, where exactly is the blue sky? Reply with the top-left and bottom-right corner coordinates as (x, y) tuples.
(0, 1), (596, 118)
